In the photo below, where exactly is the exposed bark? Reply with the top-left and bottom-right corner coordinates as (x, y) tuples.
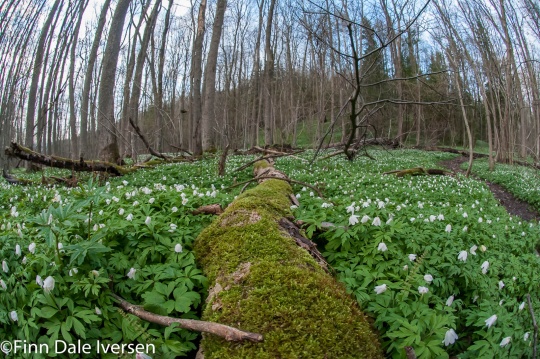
(218, 144), (229, 176)
(193, 204), (224, 216)
(80, 0), (112, 158)
(263, 0), (277, 145)
(97, 0), (132, 163)
(111, 293), (263, 342)
(5, 142), (128, 176)
(404, 346), (417, 359)
(119, 0), (153, 157)
(127, 0), (161, 154)
(201, 0), (228, 151)
(190, 0), (207, 156)
(25, 0), (62, 151)
(154, 0), (174, 153)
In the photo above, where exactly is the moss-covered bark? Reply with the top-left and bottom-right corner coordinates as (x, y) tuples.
(194, 174), (383, 358)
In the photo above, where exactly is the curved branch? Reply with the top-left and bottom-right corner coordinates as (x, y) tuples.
(111, 293), (263, 343)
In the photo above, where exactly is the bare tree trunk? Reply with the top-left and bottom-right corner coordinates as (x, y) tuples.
(97, 0), (132, 163)
(201, 0), (228, 151)
(80, 0), (112, 159)
(263, 0), (276, 146)
(154, 0), (174, 153)
(69, 0), (88, 158)
(248, 0), (265, 148)
(190, 0), (207, 156)
(127, 0), (161, 155)
(25, 0), (62, 152)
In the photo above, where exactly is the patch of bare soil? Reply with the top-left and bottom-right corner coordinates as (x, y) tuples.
(440, 156), (540, 222)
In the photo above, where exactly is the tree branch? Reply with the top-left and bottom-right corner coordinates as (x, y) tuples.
(129, 117), (170, 161)
(111, 293), (263, 343)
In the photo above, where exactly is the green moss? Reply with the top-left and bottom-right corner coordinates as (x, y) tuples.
(194, 178), (383, 358)
(253, 160), (272, 171)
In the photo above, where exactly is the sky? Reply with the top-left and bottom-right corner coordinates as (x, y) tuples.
(81, 0), (192, 30)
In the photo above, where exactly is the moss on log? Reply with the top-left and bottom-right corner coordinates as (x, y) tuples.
(194, 168), (383, 358)
(383, 167), (451, 177)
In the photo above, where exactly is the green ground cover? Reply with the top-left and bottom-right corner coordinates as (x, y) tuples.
(467, 159), (540, 212)
(1, 149), (538, 358)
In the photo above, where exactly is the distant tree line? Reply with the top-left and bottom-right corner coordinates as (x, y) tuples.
(0, 0), (538, 168)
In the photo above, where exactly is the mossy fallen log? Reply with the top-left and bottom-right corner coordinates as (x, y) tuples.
(383, 167), (451, 177)
(193, 160), (383, 359)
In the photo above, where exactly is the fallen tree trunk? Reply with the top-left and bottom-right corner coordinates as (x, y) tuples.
(5, 142), (131, 175)
(193, 159), (383, 359)
(4, 141), (192, 176)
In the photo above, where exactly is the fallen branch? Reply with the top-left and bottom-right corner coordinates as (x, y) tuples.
(231, 175), (325, 198)
(234, 150), (306, 173)
(326, 137), (399, 149)
(129, 118), (170, 161)
(527, 294), (538, 359)
(111, 293), (263, 342)
(253, 146), (307, 162)
(5, 142), (129, 176)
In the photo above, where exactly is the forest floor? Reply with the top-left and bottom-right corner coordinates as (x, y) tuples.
(441, 155), (540, 221)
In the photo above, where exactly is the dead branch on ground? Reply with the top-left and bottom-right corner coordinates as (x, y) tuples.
(111, 293), (263, 342)
(234, 149), (306, 172)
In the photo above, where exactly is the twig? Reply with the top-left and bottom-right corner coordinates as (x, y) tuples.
(170, 145), (193, 156)
(253, 146), (307, 162)
(228, 175), (324, 198)
(129, 118), (170, 161)
(527, 294), (538, 359)
(111, 293), (263, 342)
(240, 181), (252, 194)
(234, 150), (306, 173)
